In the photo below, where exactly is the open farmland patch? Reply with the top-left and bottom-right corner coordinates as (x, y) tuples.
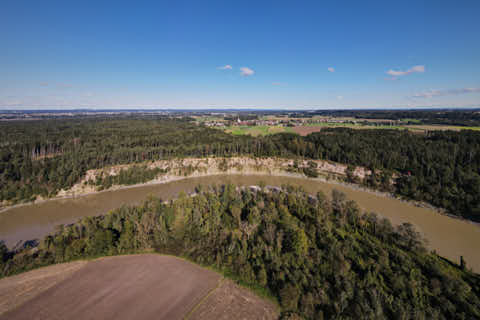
(1, 255), (220, 320)
(0, 261), (87, 315)
(190, 279), (278, 320)
(292, 125), (323, 135)
(404, 124), (480, 131)
(0, 254), (278, 320)
(225, 125), (289, 136)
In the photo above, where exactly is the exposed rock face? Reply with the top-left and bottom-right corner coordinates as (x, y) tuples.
(57, 157), (371, 198)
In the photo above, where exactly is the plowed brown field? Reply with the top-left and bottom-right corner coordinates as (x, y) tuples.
(0, 254), (278, 320)
(292, 126), (323, 136)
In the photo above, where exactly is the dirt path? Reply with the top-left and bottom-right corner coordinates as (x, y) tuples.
(0, 254), (278, 320)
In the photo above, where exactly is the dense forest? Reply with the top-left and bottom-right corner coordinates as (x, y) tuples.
(298, 129), (480, 221)
(1, 118), (480, 221)
(1, 185), (479, 319)
(0, 118), (252, 201)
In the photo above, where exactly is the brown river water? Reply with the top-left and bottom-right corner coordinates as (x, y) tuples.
(1, 174), (479, 272)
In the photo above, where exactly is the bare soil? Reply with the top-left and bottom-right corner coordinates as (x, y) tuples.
(190, 279), (278, 320)
(1, 255), (220, 320)
(0, 261), (87, 315)
(0, 254), (279, 320)
(292, 126), (323, 136)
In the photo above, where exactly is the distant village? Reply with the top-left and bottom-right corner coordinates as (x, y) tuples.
(203, 116), (357, 128)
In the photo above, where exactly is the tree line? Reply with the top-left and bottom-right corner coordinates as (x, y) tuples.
(1, 118), (479, 221)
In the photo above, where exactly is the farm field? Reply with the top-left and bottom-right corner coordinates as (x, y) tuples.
(0, 261), (88, 315)
(224, 125), (294, 136)
(404, 124), (480, 131)
(0, 254), (278, 320)
(223, 122), (480, 136)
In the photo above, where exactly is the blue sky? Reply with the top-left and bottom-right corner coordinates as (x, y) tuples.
(1, 0), (479, 109)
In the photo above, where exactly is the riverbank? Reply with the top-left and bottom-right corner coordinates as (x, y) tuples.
(1, 157), (365, 213)
(0, 156), (475, 228)
(2, 174), (480, 273)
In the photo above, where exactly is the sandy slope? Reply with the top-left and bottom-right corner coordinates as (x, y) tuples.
(1, 156), (369, 213)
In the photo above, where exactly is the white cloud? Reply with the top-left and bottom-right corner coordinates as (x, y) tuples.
(58, 83), (73, 88)
(386, 65), (425, 77)
(412, 87), (480, 98)
(240, 67), (255, 76)
(410, 65), (425, 73)
(337, 95), (343, 100)
(328, 67), (335, 73)
(218, 64), (232, 70)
